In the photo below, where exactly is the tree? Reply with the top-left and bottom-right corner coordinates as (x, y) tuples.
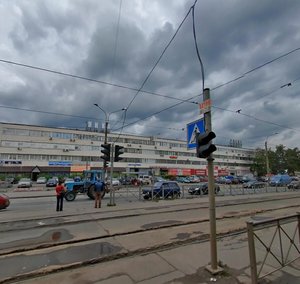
(250, 148), (266, 176)
(252, 145), (300, 176)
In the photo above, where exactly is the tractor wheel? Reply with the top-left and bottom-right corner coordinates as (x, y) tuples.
(64, 191), (76, 201)
(87, 185), (106, 200)
(87, 185), (96, 200)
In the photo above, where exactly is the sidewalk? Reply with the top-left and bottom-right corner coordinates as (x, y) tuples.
(14, 230), (300, 284)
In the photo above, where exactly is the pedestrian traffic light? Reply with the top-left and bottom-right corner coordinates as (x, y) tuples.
(196, 131), (217, 158)
(101, 144), (111, 161)
(114, 145), (124, 162)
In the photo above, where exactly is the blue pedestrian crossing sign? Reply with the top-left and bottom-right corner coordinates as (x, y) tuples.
(187, 118), (205, 149)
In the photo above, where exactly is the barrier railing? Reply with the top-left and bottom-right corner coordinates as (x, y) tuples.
(247, 213), (300, 283)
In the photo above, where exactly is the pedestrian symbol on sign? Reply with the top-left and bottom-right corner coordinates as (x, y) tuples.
(189, 124), (200, 145)
(186, 118), (205, 149)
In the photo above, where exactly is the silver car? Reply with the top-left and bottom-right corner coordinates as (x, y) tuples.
(17, 178), (32, 188)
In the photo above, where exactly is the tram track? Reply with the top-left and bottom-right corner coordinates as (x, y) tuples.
(0, 193), (299, 283)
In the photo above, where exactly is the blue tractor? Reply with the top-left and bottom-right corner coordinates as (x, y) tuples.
(64, 170), (106, 201)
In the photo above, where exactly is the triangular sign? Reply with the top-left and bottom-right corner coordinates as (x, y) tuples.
(189, 124), (200, 144)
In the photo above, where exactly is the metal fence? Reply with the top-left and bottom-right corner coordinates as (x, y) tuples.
(247, 213), (300, 283)
(180, 183), (299, 199)
(109, 183), (299, 202)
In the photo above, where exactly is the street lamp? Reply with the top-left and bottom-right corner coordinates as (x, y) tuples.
(94, 104), (126, 145)
(94, 104), (126, 170)
(265, 132), (278, 175)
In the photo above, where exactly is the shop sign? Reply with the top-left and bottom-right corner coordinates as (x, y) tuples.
(49, 161), (72, 166)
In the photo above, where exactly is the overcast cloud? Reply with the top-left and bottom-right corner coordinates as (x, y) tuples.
(0, 0), (300, 150)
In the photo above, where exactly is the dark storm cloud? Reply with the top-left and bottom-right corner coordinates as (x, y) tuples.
(1, 0), (300, 148)
(83, 21), (146, 84)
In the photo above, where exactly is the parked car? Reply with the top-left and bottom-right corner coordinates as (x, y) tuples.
(73, 176), (81, 182)
(5, 177), (18, 184)
(153, 176), (166, 183)
(269, 175), (292, 187)
(17, 178), (32, 188)
(111, 178), (121, 186)
(215, 177), (231, 184)
(176, 177), (191, 183)
(46, 178), (58, 187)
(243, 180), (265, 189)
(36, 177), (47, 184)
(0, 194), (10, 209)
(188, 183), (220, 195)
(138, 175), (152, 185)
(189, 175), (200, 183)
(143, 181), (181, 200)
(120, 177), (133, 185)
(287, 180), (300, 189)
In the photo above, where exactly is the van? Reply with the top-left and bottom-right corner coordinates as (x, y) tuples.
(269, 175), (292, 186)
(138, 175), (151, 185)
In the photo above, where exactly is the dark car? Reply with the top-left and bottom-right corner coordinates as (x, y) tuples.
(5, 177), (18, 184)
(243, 180), (265, 189)
(188, 183), (220, 195)
(287, 180), (300, 189)
(143, 181), (181, 200)
(215, 177), (231, 184)
(0, 194), (10, 210)
(46, 178), (58, 187)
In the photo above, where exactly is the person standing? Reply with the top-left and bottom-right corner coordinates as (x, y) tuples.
(55, 181), (65, 211)
(94, 180), (104, 208)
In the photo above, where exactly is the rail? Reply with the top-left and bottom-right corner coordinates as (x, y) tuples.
(247, 212), (300, 283)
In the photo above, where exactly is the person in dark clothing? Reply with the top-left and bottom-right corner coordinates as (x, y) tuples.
(94, 180), (105, 208)
(55, 181), (65, 211)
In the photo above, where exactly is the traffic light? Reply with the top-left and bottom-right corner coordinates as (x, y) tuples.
(114, 145), (124, 162)
(196, 131), (217, 158)
(101, 144), (111, 161)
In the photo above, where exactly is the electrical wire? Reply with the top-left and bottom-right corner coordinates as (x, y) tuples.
(0, 105), (96, 120)
(113, 0), (198, 142)
(0, 59), (197, 105)
(211, 105), (300, 132)
(110, 0), (122, 82)
(124, 0), (197, 111)
(191, 1), (204, 91)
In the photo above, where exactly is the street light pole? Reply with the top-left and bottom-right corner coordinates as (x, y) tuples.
(94, 104), (126, 207)
(265, 132), (278, 176)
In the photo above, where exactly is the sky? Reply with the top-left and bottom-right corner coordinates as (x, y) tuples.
(0, 0), (300, 150)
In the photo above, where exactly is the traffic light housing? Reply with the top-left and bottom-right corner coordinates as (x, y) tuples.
(114, 145), (124, 162)
(196, 131), (217, 158)
(101, 144), (111, 161)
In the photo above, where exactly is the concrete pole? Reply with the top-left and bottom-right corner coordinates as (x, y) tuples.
(265, 140), (269, 175)
(203, 88), (222, 274)
(109, 143), (115, 206)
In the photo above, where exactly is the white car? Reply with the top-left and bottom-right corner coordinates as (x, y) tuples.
(36, 177), (47, 184)
(17, 178), (32, 188)
(111, 178), (121, 186)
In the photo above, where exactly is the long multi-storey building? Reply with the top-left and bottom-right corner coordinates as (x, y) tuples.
(0, 122), (254, 179)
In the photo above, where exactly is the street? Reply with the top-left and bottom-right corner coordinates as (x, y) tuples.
(0, 190), (300, 283)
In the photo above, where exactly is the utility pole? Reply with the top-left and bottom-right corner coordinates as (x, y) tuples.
(203, 88), (223, 274)
(265, 133), (278, 176)
(109, 143), (115, 206)
(265, 140), (270, 176)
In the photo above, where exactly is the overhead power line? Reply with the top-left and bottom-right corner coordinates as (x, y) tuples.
(0, 59), (197, 105)
(212, 105), (300, 132)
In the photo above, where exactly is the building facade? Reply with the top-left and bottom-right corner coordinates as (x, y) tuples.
(0, 122), (254, 179)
